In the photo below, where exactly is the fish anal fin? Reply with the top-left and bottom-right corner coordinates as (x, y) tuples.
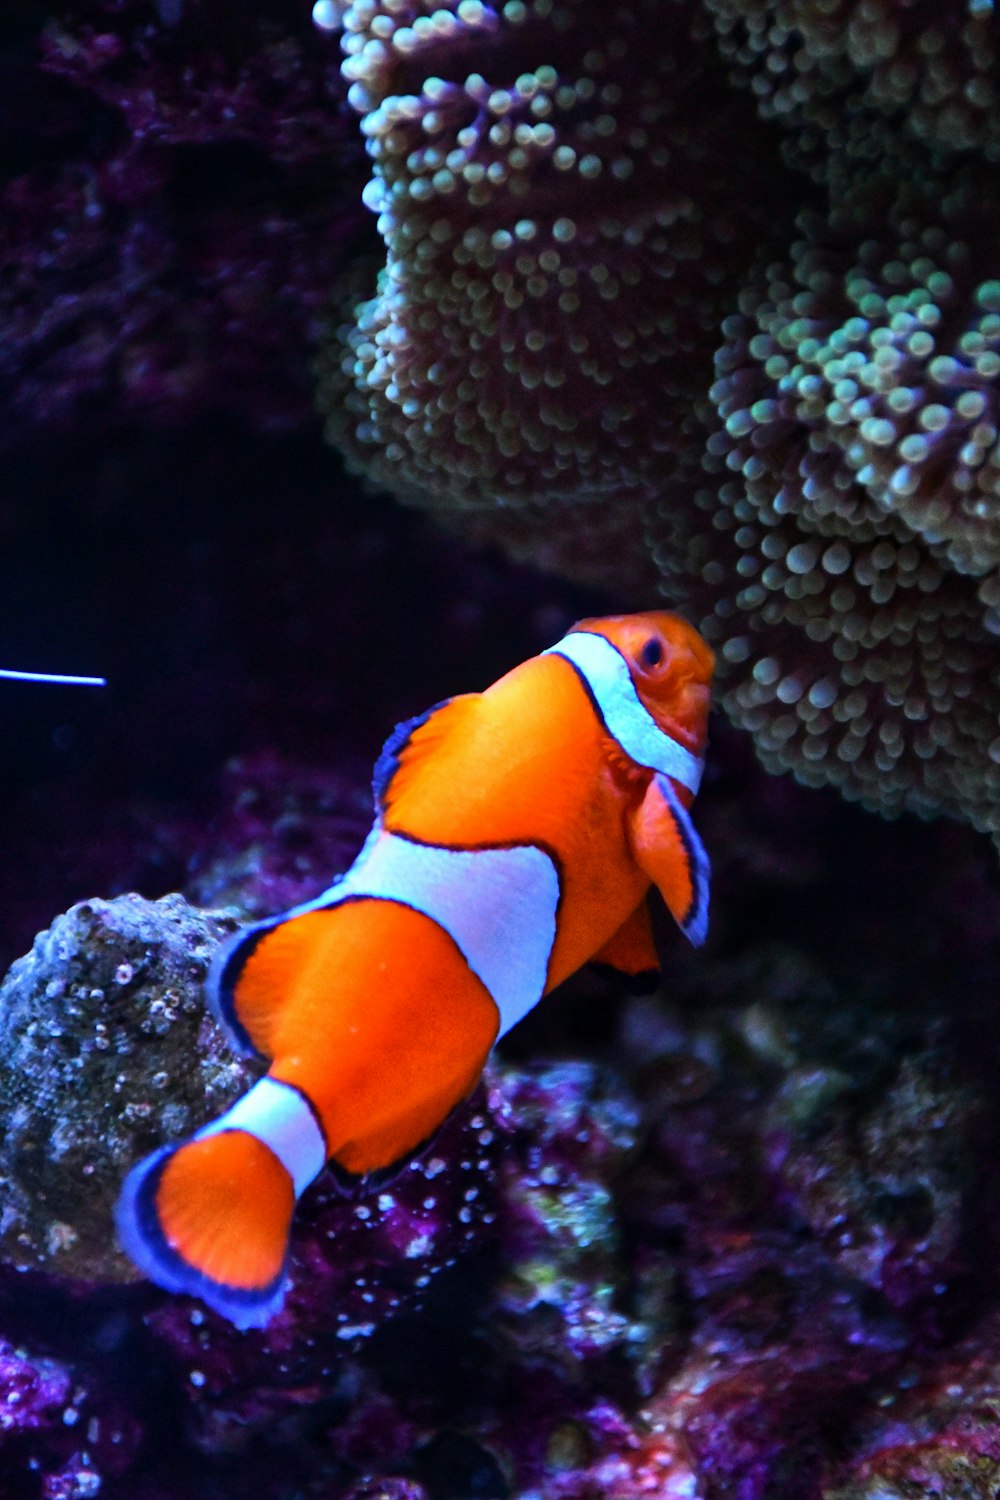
(590, 900), (660, 989)
(331, 1064), (484, 1181)
(373, 694), (480, 815)
(208, 911), (338, 1061)
(628, 774), (710, 947)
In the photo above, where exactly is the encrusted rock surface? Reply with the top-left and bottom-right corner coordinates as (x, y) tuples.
(0, 893), (249, 1283)
(0, 1332), (140, 1498)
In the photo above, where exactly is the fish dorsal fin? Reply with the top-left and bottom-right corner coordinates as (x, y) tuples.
(628, 774), (710, 947)
(373, 693), (480, 816)
(207, 909), (340, 1061)
(590, 899), (661, 990)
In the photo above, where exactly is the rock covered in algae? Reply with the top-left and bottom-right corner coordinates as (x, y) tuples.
(0, 1332), (140, 1498)
(489, 1061), (641, 1378)
(826, 1302), (1000, 1497)
(766, 1049), (976, 1312)
(1, 0), (367, 450)
(0, 892), (251, 1283)
(185, 749), (373, 919)
(141, 1083), (504, 1452)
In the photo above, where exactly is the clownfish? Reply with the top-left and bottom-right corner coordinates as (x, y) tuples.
(116, 612), (713, 1328)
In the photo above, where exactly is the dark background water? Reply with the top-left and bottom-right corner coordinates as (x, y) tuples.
(0, 419), (601, 966)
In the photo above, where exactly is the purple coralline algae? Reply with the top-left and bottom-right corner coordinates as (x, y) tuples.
(765, 1048), (976, 1314)
(490, 1060), (640, 1379)
(0, 1334), (139, 1499)
(0, 0), (368, 449)
(185, 749), (374, 918)
(829, 1308), (1000, 1496)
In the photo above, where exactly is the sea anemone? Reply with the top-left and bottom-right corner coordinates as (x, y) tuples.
(691, 164), (1000, 835)
(321, 0), (796, 536)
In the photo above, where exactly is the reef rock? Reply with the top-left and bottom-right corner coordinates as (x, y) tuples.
(185, 749), (373, 919)
(1, 0), (367, 450)
(0, 892), (250, 1283)
(490, 1060), (641, 1379)
(0, 1332), (140, 1499)
(827, 1302), (1000, 1496)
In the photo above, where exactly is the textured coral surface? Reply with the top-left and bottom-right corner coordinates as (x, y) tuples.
(0, 892), (248, 1282)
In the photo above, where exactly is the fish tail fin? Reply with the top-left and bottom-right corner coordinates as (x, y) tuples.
(115, 1127), (296, 1328)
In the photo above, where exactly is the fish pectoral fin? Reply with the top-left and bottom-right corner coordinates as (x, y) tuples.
(373, 693), (481, 814)
(590, 900), (661, 989)
(628, 774), (710, 947)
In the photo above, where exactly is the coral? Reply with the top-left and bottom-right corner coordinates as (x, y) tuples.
(0, 893), (250, 1282)
(713, 172), (1000, 608)
(322, 0), (795, 530)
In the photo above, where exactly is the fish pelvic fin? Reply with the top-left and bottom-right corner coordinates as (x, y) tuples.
(115, 1128), (296, 1329)
(589, 899), (661, 991)
(628, 773), (710, 947)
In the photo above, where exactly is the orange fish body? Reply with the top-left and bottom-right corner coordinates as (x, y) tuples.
(116, 613), (714, 1326)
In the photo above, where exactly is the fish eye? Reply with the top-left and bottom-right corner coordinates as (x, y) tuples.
(639, 637), (664, 669)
